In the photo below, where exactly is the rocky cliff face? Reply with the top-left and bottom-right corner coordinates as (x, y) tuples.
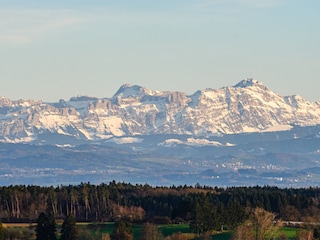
(1, 79), (320, 143)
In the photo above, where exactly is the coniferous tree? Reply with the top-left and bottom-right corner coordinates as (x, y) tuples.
(36, 212), (56, 240)
(189, 195), (215, 235)
(60, 214), (77, 240)
(314, 227), (320, 239)
(225, 200), (246, 230)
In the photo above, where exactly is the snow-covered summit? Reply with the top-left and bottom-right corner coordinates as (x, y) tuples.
(0, 79), (320, 144)
(233, 78), (264, 88)
(112, 84), (154, 99)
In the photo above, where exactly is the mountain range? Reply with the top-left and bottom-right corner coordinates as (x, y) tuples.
(0, 79), (320, 187)
(1, 78), (320, 144)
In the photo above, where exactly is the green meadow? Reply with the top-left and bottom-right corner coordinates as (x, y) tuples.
(3, 222), (300, 240)
(73, 223), (300, 240)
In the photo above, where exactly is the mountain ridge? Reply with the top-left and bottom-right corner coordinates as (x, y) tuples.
(1, 79), (320, 144)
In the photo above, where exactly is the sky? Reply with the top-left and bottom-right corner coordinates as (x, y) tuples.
(0, 0), (319, 102)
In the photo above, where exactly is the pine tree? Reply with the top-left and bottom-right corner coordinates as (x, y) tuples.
(60, 214), (77, 240)
(189, 195), (214, 235)
(36, 212), (56, 240)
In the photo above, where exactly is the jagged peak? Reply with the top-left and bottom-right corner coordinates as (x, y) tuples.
(112, 84), (155, 99)
(0, 97), (43, 107)
(0, 96), (12, 107)
(0, 96), (10, 102)
(233, 78), (264, 88)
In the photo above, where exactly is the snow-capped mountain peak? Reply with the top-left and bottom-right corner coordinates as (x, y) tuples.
(0, 80), (320, 144)
(233, 78), (264, 88)
(112, 84), (150, 99)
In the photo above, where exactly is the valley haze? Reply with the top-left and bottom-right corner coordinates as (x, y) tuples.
(0, 79), (320, 187)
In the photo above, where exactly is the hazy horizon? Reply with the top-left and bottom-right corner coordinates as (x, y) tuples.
(1, 0), (319, 102)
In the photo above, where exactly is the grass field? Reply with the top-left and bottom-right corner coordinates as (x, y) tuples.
(159, 224), (193, 236)
(212, 231), (233, 240)
(279, 227), (298, 239)
(2, 222), (299, 240)
(84, 223), (195, 239)
(210, 227), (299, 240)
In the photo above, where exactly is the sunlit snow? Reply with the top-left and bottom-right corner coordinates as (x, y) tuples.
(158, 138), (235, 147)
(261, 125), (293, 132)
(107, 137), (143, 144)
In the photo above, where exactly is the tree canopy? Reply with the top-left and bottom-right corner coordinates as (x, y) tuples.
(60, 214), (77, 240)
(35, 212), (56, 240)
(0, 182), (319, 236)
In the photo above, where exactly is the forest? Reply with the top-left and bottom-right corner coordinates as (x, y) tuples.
(0, 182), (320, 239)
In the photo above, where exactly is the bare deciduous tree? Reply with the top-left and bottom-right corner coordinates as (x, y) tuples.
(139, 222), (163, 240)
(297, 229), (313, 240)
(232, 207), (282, 240)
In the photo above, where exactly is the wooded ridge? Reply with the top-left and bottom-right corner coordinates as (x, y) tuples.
(1, 182), (319, 230)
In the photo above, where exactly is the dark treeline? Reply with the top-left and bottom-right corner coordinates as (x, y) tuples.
(1, 182), (320, 230)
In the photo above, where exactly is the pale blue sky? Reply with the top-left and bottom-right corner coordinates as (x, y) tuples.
(1, 0), (319, 102)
